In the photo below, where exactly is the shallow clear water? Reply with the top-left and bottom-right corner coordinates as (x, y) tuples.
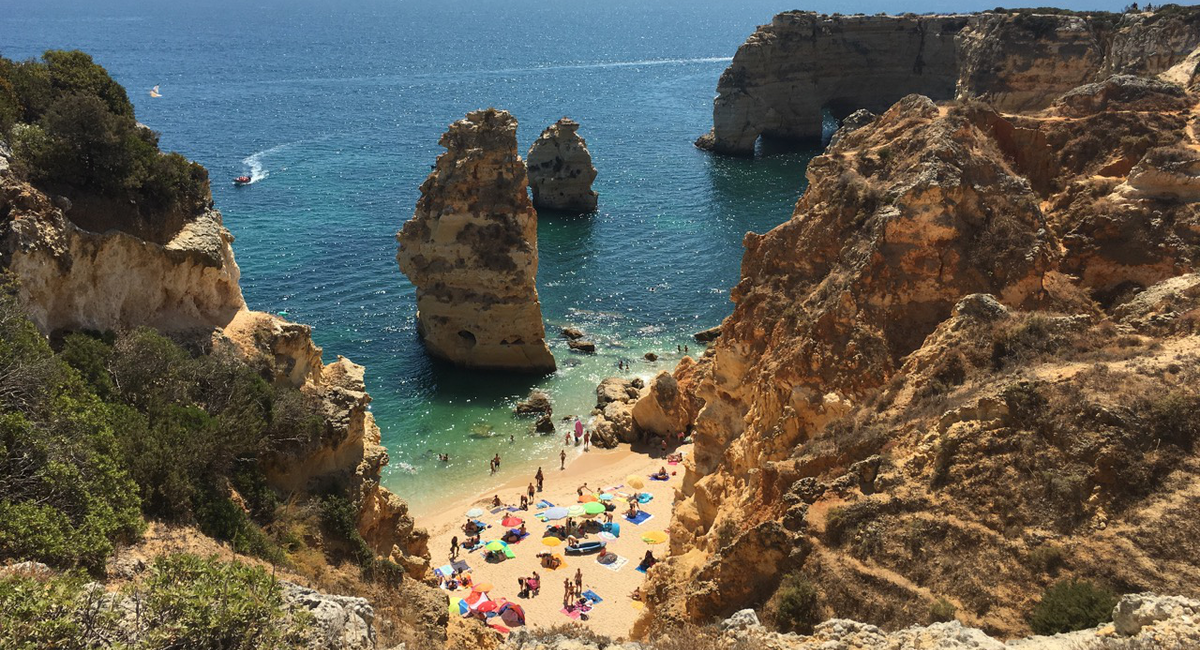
(2, 0), (1127, 512)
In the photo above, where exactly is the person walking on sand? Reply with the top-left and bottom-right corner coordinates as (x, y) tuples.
(563, 578), (572, 608)
(583, 431), (590, 451)
(450, 536), (459, 560)
(574, 568), (583, 594)
(535, 467), (544, 492)
(560, 449), (567, 470)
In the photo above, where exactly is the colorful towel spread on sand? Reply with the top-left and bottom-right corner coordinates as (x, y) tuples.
(649, 475), (669, 481)
(583, 590), (603, 604)
(630, 600), (645, 610)
(560, 607), (582, 620)
(598, 555), (628, 572)
(635, 565), (648, 574)
(489, 507), (504, 514)
(536, 500), (554, 509)
(625, 511), (653, 525)
(435, 564), (453, 578)
(452, 560), (471, 573)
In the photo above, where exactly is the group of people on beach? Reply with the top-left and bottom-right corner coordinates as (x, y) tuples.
(565, 417), (591, 450)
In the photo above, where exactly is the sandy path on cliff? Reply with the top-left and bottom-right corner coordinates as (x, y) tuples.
(423, 443), (691, 640)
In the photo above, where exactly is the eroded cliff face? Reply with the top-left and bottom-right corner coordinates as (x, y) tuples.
(701, 9), (1200, 156)
(957, 12), (1200, 112)
(643, 69), (1200, 637)
(526, 117), (598, 213)
(397, 108), (555, 373)
(0, 168), (245, 334)
(696, 12), (964, 155)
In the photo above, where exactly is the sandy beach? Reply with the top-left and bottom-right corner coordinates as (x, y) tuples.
(421, 441), (691, 639)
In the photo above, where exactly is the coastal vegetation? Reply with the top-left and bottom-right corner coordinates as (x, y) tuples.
(0, 50), (208, 220)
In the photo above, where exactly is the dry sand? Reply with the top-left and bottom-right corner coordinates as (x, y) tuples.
(421, 442), (691, 639)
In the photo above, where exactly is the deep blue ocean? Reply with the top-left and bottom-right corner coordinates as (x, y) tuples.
(3, 0), (1127, 512)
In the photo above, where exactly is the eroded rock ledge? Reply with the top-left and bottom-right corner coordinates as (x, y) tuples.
(396, 108), (556, 373)
(699, 9), (1200, 155)
(526, 117), (599, 212)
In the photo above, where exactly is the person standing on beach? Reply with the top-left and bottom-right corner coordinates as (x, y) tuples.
(560, 449), (566, 470)
(527, 482), (535, 502)
(564, 431), (570, 446)
(493, 453), (502, 471)
(450, 536), (458, 560)
(563, 578), (572, 607)
(535, 467), (544, 492)
(583, 431), (590, 451)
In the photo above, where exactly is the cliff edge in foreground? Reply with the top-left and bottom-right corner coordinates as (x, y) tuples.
(397, 108), (556, 373)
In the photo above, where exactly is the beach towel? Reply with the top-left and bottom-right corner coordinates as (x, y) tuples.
(536, 500), (555, 509)
(635, 565), (648, 574)
(490, 507), (504, 514)
(638, 493), (654, 503)
(625, 511), (653, 525)
(452, 560), (471, 573)
(508, 531), (530, 543)
(649, 475), (669, 481)
(489, 623), (511, 634)
(631, 600), (645, 610)
(546, 553), (568, 570)
(601, 484), (624, 493)
(506, 506), (521, 512)
(435, 564), (453, 579)
(599, 555), (628, 572)
(560, 607), (582, 621)
(583, 590), (604, 604)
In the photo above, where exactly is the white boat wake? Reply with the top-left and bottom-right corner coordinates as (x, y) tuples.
(241, 141), (296, 184)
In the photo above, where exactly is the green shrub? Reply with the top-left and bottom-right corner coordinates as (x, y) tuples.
(930, 597), (958, 622)
(775, 575), (821, 634)
(1029, 579), (1117, 635)
(0, 568), (122, 648)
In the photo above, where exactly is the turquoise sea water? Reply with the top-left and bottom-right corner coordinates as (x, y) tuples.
(2, 0), (1126, 513)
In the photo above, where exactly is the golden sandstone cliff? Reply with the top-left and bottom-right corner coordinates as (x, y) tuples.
(698, 10), (1200, 155)
(397, 108), (556, 373)
(642, 12), (1200, 640)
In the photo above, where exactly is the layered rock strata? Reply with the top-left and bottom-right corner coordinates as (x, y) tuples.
(396, 108), (555, 373)
(526, 117), (599, 212)
(642, 71), (1200, 636)
(0, 167), (245, 334)
(697, 12), (965, 155)
(700, 9), (1200, 155)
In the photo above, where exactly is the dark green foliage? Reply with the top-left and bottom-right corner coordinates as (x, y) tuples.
(0, 50), (209, 217)
(0, 284), (142, 573)
(1027, 544), (1067, 575)
(775, 575), (821, 634)
(321, 495), (404, 587)
(0, 554), (304, 650)
(1029, 579), (1117, 635)
(930, 597), (958, 622)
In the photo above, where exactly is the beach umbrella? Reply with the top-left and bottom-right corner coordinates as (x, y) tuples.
(598, 493), (614, 501)
(599, 531), (616, 541)
(567, 504), (586, 517)
(642, 530), (668, 544)
(541, 536), (562, 547)
(579, 494), (598, 503)
(448, 598), (463, 616)
(472, 582), (494, 593)
(583, 502), (606, 516)
(544, 507), (569, 520)
(501, 516), (523, 527)
(627, 475), (645, 489)
(466, 508), (485, 518)
(500, 602), (526, 627)
(484, 540), (506, 552)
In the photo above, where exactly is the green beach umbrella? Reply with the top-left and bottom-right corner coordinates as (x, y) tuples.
(583, 502), (606, 516)
(567, 504), (586, 517)
(485, 540), (505, 552)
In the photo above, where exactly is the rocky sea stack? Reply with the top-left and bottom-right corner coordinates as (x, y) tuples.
(397, 108), (556, 373)
(526, 117), (599, 212)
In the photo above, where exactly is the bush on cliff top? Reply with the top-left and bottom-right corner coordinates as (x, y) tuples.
(0, 50), (209, 218)
(1029, 579), (1117, 635)
(774, 575), (822, 634)
(0, 553), (304, 649)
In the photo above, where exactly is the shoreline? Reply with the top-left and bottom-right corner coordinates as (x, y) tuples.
(420, 440), (692, 639)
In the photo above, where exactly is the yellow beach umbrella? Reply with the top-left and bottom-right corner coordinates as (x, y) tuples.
(448, 598), (463, 615)
(567, 504), (586, 517)
(541, 536), (562, 547)
(642, 530), (668, 544)
(627, 475), (645, 489)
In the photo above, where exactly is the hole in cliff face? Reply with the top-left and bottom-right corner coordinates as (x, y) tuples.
(457, 330), (477, 347)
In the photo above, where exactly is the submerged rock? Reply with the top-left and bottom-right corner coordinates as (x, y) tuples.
(396, 108), (555, 373)
(526, 117), (598, 212)
(515, 389), (553, 416)
(568, 339), (597, 353)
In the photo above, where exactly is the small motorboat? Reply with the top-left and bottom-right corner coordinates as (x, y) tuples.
(233, 175), (252, 186)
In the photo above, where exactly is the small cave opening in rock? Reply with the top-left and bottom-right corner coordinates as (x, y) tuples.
(457, 329), (477, 347)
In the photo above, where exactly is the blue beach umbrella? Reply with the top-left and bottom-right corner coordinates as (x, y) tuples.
(544, 507), (570, 520)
